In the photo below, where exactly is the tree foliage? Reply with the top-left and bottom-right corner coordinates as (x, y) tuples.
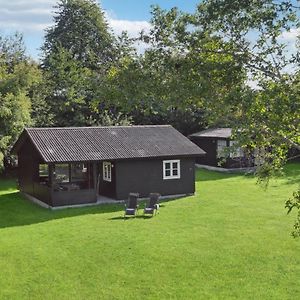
(42, 0), (115, 71)
(94, 5), (246, 134)
(286, 188), (300, 238)
(193, 0), (300, 235)
(43, 45), (93, 126)
(192, 0), (299, 150)
(42, 0), (118, 126)
(0, 34), (42, 170)
(196, 0), (298, 79)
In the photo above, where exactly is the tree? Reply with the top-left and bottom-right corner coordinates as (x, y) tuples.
(42, 0), (115, 71)
(0, 34), (42, 171)
(190, 0), (300, 235)
(42, 0), (117, 126)
(192, 0), (299, 150)
(93, 6), (246, 134)
(43, 45), (93, 126)
(286, 189), (300, 238)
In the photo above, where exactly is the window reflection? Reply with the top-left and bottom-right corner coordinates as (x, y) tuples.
(52, 163), (93, 191)
(71, 163), (88, 182)
(39, 164), (49, 184)
(54, 164), (70, 183)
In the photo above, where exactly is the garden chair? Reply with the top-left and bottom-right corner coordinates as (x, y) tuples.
(124, 192), (139, 218)
(144, 193), (160, 216)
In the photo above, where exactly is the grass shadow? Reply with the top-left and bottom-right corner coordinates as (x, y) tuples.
(137, 215), (157, 219)
(0, 191), (124, 229)
(195, 168), (246, 182)
(0, 188), (173, 228)
(282, 163), (300, 185)
(196, 163), (300, 185)
(109, 216), (129, 221)
(109, 214), (157, 221)
(265, 163), (300, 185)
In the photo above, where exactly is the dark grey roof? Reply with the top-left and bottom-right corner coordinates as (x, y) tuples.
(13, 125), (205, 163)
(189, 128), (232, 139)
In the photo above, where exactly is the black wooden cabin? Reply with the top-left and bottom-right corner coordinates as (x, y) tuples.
(189, 128), (253, 168)
(12, 125), (205, 207)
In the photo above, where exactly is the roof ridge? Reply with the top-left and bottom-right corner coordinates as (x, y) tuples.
(189, 127), (232, 138)
(25, 125), (172, 130)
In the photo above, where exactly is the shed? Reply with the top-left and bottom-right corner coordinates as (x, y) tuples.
(189, 128), (253, 168)
(12, 125), (205, 207)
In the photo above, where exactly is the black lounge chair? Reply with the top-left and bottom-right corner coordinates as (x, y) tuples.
(124, 193), (139, 218)
(144, 193), (160, 216)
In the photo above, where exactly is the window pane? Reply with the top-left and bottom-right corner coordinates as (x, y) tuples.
(39, 164), (48, 176)
(165, 162), (171, 169)
(217, 140), (227, 158)
(54, 164), (69, 183)
(173, 169), (178, 176)
(71, 163), (87, 182)
(165, 170), (171, 177)
(39, 164), (49, 184)
(172, 162), (178, 169)
(103, 162), (111, 181)
(104, 165), (107, 177)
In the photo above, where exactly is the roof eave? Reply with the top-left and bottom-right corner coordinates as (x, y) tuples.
(36, 152), (206, 164)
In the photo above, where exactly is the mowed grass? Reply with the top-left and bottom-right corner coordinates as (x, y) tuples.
(0, 164), (299, 299)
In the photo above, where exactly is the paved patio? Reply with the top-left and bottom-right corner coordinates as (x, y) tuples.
(97, 195), (123, 204)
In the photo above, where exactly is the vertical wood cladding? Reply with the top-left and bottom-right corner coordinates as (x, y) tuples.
(115, 158), (195, 200)
(190, 137), (220, 166)
(17, 137), (46, 197)
(51, 189), (96, 207)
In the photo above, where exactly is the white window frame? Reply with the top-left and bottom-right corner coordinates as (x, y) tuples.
(103, 162), (112, 182)
(217, 139), (227, 158)
(163, 160), (180, 180)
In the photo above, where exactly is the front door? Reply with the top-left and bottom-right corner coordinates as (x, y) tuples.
(98, 161), (116, 198)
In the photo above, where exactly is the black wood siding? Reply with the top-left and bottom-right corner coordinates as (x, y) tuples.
(190, 137), (253, 168)
(52, 189), (96, 207)
(190, 137), (221, 167)
(17, 138), (52, 205)
(115, 158), (195, 200)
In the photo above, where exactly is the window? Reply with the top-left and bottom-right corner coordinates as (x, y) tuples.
(54, 164), (70, 183)
(103, 162), (112, 182)
(52, 163), (91, 191)
(229, 141), (243, 158)
(71, 163), (88, 182)
(39, 164), (49, 184)
(163, 160), (180, 180)
(217, 140), (227, 158)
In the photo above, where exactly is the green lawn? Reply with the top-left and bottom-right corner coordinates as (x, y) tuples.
(0, 164), (299, 299)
